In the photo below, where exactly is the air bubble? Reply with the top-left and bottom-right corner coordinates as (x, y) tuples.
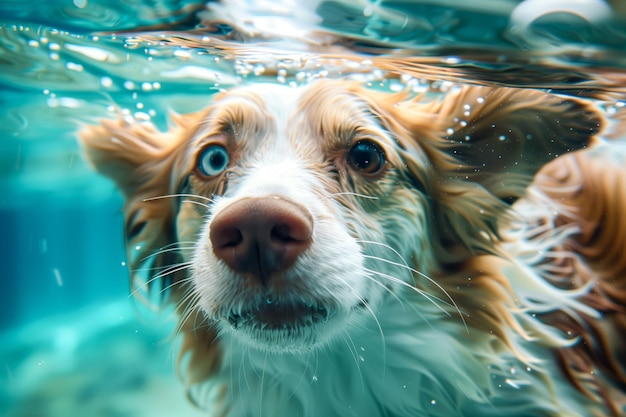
(253, 64), (265, 76)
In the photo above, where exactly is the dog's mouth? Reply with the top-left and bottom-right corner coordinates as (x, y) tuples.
(221, 298), (368, 352)
(226, 300), (331, 331)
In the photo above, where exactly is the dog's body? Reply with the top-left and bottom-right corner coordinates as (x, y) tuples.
(81, 80), (626, 417)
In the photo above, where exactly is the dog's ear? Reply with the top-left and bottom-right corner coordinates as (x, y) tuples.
(429, 87), (603, 203)
(366, 86), (603, 263)
(79, 115), (197, 298)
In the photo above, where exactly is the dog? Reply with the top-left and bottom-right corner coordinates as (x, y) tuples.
(80, 80), (626, 417)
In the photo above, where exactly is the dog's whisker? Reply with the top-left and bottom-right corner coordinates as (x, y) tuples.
(141, 246), (196, 262)
(327, 191), (379, 200)
(285, 352), (313, 403)
(355, 239), (408, 261)
(143, 193), (215, 203)
(333, 272), (387, 366)
(363, 266), (453, 317)
(129, 262), (193, 297)
(362, 254), (468, 332)
(339, 331), (366, 391)
(180, 199), (212, 209)
(173, 290), (204, 339)
(157, 275), (195, 297)
(361, 269), (405, 306)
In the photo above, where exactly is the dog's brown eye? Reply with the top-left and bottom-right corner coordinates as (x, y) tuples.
(197, 144), (229, 177)
(347, 140), (385, 174)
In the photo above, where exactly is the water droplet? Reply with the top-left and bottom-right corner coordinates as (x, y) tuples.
(53, 268), (63, 287)
(476, 97), (485, 104)
(498, 135), (507, 141)
(39, 239), (48, 253)
(66, 62), (84, 72)
(135, 245), (141, 251)
(446, 128), (454, 135)
(431, 400), (437, 405)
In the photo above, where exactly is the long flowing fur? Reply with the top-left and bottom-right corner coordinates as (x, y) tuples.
(80, 80), (625, 417)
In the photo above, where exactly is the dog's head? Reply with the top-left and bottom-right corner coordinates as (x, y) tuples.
(81, 80), (601, 357)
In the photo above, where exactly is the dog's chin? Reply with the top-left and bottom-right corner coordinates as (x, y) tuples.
(221, 300), (363, 353)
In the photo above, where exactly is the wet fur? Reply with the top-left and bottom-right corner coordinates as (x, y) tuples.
(81, 80), (626, 416)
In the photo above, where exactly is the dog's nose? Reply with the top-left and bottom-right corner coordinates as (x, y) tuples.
(209, 197), (313, 284)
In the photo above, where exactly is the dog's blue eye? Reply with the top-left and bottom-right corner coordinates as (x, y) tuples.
(347, 140), (385, 174)
(198, 145), (229, 177)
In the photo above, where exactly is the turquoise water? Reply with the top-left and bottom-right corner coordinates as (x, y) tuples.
(1, 1), (625, 416)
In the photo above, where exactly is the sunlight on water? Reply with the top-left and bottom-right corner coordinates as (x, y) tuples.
(1, 1), (626, 416)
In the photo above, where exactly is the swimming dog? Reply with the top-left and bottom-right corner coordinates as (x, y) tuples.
(81, 80), (626, 417)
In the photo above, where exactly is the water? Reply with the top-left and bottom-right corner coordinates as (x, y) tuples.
(1, 1), (625, 416)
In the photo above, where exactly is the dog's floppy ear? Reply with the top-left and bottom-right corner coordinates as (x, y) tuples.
(431, 87), (603, 203)
(368, 86), (603, 263)
(79, 115), (198, 298)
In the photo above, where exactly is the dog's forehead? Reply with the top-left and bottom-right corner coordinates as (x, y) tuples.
(224, 83), (303, 116)
(212, 82), (373, 156)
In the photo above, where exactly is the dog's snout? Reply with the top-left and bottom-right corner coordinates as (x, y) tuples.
(209, 197), (313, 284)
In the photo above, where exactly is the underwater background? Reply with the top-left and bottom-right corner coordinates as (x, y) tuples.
(1, 1), (625, 416)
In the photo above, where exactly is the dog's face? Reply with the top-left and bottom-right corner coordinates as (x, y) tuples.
(81, 80), (601, 354)
(183, 83), (437, 352)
